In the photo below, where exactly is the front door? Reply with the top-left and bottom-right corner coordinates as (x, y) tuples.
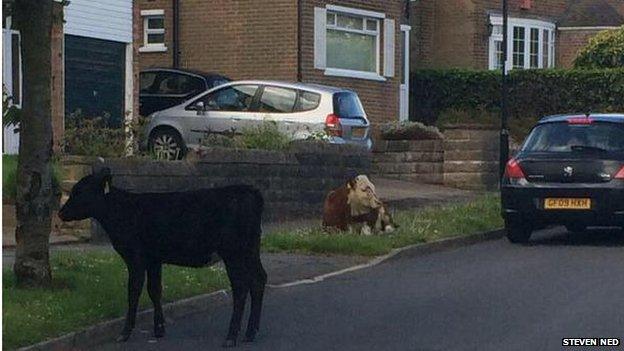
(399, 25), (411, 122)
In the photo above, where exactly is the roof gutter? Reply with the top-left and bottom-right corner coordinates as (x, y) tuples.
(172, 0), (180, 68)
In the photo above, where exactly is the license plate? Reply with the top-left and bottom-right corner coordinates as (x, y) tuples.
(544, 198), (591, 210)
(351, 127), (366, 138)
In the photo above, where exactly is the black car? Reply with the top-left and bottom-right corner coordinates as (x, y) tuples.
(501, 113), (624, 243)
(139, 68), (230, 116)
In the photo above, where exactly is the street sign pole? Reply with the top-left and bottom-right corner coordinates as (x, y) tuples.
(499, 0), (510, 181)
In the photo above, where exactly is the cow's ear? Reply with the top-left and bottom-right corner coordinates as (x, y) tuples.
(94, 167), (112, 192)
(347, 179), (356, 190)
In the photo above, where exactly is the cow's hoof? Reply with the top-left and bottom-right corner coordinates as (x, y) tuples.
(243, 329), (257, 343)
(222, 339), (237, 348)
(154, 324), (166, 338)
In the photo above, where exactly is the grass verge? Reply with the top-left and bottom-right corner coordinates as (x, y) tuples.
(3, 251), (229, 350)
(262, 194), (503, 256)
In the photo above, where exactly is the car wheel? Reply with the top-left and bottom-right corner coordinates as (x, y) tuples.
(565, 223), (587, 233)
(149, 129), (186, 160)
(505, 220), (532, 244)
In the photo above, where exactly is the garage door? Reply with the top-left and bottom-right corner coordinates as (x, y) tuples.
(65, 35), (125, 127)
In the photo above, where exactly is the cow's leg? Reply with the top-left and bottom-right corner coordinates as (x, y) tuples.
(221, 254), (250, 348)
(147, 262), (165, 338)
(243, 254), (267, 342)
(117, 259), (146, 342)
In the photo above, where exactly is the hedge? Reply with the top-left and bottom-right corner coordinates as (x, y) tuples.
(410, 68), (624, 127)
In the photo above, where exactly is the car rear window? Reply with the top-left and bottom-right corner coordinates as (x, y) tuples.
(333, 92), (365, 119)
(522, 121), (624, 153)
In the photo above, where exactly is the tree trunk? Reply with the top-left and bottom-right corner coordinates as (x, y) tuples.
(13, 0), (55, 287)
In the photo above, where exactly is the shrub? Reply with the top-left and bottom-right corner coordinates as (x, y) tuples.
(410, 68), (624, 139)
(241, 121), (292, 150)
(380, 121), (443, 140)
(62, 111), (127, 157)
(575, 26), (624, 69)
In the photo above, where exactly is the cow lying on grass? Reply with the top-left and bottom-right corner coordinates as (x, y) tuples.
(58, 167), (266, 347)
(322, 175), (397, 235)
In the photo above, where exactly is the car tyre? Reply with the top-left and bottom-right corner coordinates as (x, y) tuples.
(149, 128), (186, 160)
(565, 223), (587, 233)
(505, 220), (532, 244)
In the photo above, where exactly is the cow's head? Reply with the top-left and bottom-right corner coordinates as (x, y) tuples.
(58, 167), (111, 221)
(347, 175), (382, 216)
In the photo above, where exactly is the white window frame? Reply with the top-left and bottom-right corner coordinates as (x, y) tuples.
(140, 9), (166, 53)
(488, 15), (555, 71)
(323, 5), (386, 81)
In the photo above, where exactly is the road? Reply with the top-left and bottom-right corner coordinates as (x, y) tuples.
(96, 227), (624, 351)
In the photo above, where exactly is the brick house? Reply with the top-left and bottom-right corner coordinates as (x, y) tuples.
(137, 0), (411, 125)
(409, 0), (624, 71)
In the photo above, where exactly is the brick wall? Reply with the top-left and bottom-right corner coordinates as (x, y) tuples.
(557, 29), (604, 68)
(138, 0), (299, 81)
(410, 0), (570, 70)
(300, 0), (405, 126)
(409, 1), (435, 69)
(138, 0), (173, 68)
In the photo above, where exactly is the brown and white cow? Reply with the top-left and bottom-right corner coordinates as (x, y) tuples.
(322, 175), (397, 235)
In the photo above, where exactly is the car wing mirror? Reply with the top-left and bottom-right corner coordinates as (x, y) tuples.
(195, 101), (206, 115)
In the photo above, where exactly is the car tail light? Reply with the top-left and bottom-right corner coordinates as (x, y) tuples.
(567, 117), (593, 125)
(615, 166), (624, 179)
(504, 158), (526, 180)
(325, 114), (342, 137)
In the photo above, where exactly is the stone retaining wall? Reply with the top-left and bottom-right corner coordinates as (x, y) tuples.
(372, 140), (444, 184)
(372, 124), (500, 190)
(443, 125), (499, 190)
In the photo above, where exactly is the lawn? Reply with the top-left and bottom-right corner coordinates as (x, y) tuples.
(262, 193), (503, 257)
(3, 251), (229, 350)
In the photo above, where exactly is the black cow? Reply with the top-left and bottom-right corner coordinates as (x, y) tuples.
(58, 167), (267, 347)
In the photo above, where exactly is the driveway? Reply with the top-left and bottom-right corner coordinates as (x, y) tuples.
(94, 227), (624, 351)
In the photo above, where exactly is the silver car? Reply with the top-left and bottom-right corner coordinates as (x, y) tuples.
(145, 80), (372, 159)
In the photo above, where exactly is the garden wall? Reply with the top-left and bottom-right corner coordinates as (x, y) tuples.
(96, 143), (371, 223)
(372, 125), (500, 190)
(372, 140), (444, 184)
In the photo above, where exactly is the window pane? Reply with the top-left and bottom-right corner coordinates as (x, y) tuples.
(366, 19), (378, 31)
(327, 29), (376, 72)
(513, 26), (525, 69)
(203, 85), (258, 112)
(147, 17), (164, 29)
(258, 86), (297, 113)
(155, 73), (185, 94)
(140, 72), (158, 94)
(337, 14), (363, 30)
(529, 28), (539, 68)
(295, 91), (321, 112)
(495, 40), (504, 69)
(147, 33), (165, 44)
(542, 29), (549, 68)
(327, 12), (336, 25)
